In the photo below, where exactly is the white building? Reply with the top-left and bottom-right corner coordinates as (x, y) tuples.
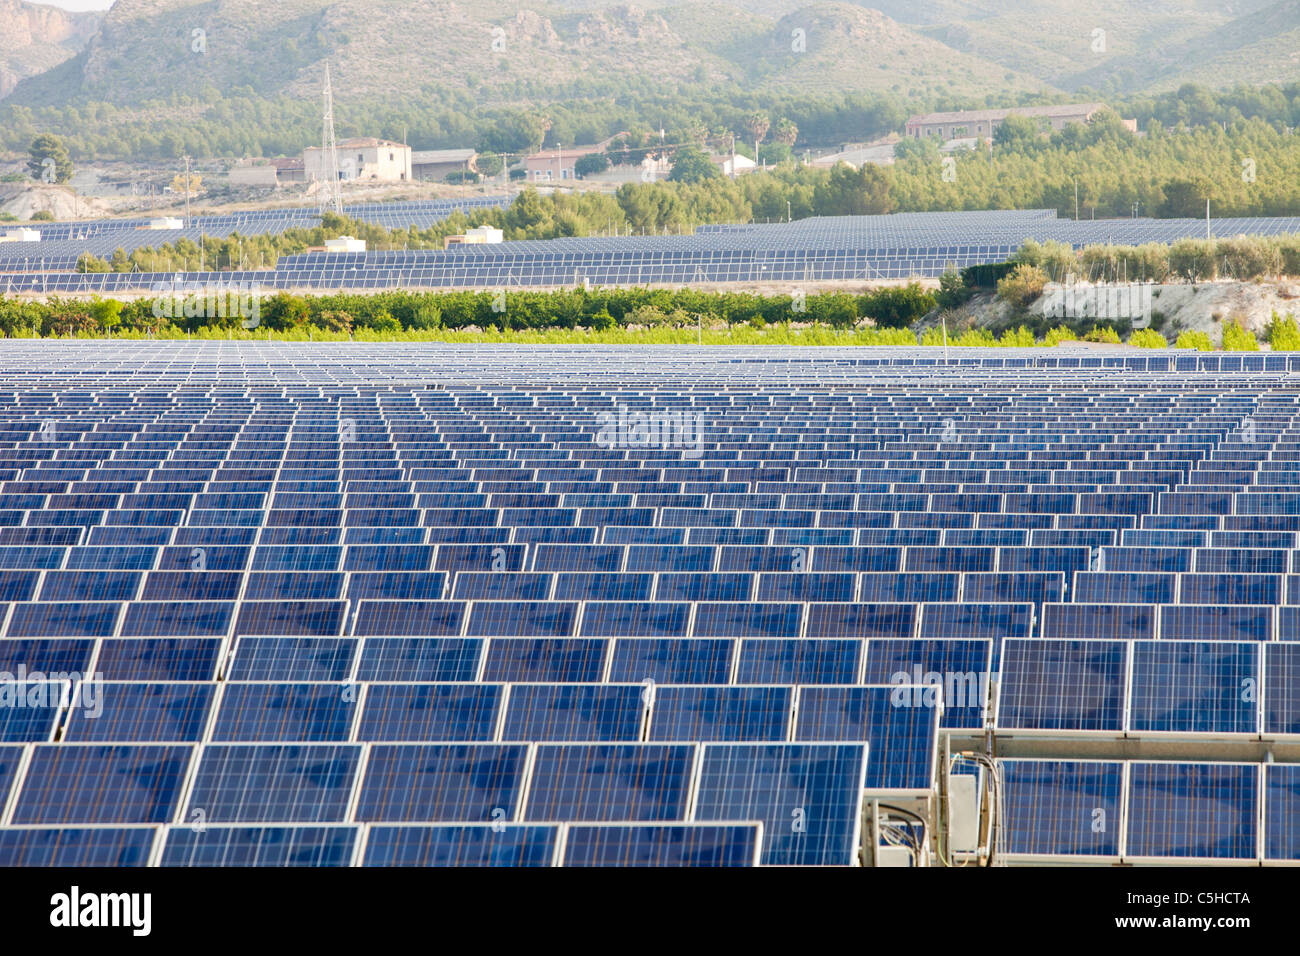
(323, 236), (366, 252)
(303, 137), (412, 182)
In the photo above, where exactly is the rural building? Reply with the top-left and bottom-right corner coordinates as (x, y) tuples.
(303, 137), (412, 182)
(713, 153), (757, 176)
(412, 149), (478, 181)
(445, 225), (504, 248)
(905, 104), (1128, 141)
(525, 144), (606, 183)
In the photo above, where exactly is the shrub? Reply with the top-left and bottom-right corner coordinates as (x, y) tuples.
(859, 282), (936, 328)
(1267, 311), (1300, 350)
(1084, 325), (1120, 343)
(1176, 329), (1214, 350)
(999, 325), (1036, 347)
(953, 328), (997, 347)
(1221, 319), (1259, 351)
(1128, 328), (1167, 348)
(1043, 325), (1077, 347)
(935, 269), (973, 310)
(995, 263), (1048, 308)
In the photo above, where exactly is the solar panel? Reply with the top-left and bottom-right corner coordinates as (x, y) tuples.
(999, 759), (1124, 862)
(1125, 762), (1259, 862)
(692, 743), (867, 865)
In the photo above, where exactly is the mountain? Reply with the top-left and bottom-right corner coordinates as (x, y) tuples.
(5, 0), (1050, 109)
(0, 0), (101, 99)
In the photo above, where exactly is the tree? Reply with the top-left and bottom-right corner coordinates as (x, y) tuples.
(171, 172), (202, 195)
(746, 112), (771, 161)
(1158, 178), (1211, 218)
(27, 134), (73, 184)
(574, 153), (610, 179)
(668, 146), (721, 184)
(774, 119), (798, 148)
(812, 162), (894, 216)
(476, 152), (504, 178)
(993, 114), (1041, 151)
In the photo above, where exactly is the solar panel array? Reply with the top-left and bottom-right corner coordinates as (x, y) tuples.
(0, 196), (509, 273)
(0, 342), (1294, 866)
(5, 207), (1300, 292)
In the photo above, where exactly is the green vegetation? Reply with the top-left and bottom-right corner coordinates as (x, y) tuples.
(26, 133), (73, 184)
(996, 264), (1049, 308)
(1084, 326), (1122, 344)
(1176, 330), (1215, 350)
(1129, 328), (1168, 348)
(1267, 311), (1300, 350)
(1221, 318), (1260, 350)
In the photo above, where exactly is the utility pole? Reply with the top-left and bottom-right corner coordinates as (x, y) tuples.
(183, 155), (192, 228)
(1206, 198), (1211, 240)
(1074, 179), (1079, 221)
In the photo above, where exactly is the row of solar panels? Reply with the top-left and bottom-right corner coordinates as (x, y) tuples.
(0, 741), (869, 866)
(0, 754), (1285, 866)
(0, 822), (766, 867)
(5, 635), (1300, 736)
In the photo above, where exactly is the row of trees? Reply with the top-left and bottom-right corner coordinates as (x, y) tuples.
(3, 81), (1298, 166)
(0, 284), (938, 338)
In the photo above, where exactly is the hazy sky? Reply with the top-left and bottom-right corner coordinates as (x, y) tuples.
(39, 0), (115, 10)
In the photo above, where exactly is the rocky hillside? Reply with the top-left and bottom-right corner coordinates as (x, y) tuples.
(0, 0), (101, 99)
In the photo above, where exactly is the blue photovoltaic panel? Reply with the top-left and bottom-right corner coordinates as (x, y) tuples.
(0, 682), (65, 741)
(1265, 643), (1300, 736)
(1126, 762), (1258, 861)
(794, 686), (938, 792)
(356, 744), (527, 822)
(1159, 605), (1273, 641)
(358, 684), (502, 742)
(692, 602), (802, 638)
(1264, 764), (1300, 861)
(160, 826), (357, 866)
(562, 824), (761, 867)
(482, 638), (607, 683)
(524, 744), (695, 822)
(997, 640), (1128, 733)
(736, 639), (860, 685)
(362, 824), (556, 866)
(693, 743), (866, 866)
(579, 602), (690, 637)
(805, 602), (916, 639)
(13, 744), (192, 825)
(353, 601), (465, 637)
(95, 639), (223, 681)
(211, 684), (356, 742)
(648, 685), (791, 742)
(355, 638), (481, 682)
(608, 638), (734, 684)
(1000, 759), (1123, 859)
(186, 744), (361, 823)
(861, 638), (992, 730)
(0, 827), (157, 867)
(227, 638), (356, 682)
(1040, 603), (1155, 641)
(120, 601), (234, 638)
(63, 682), (215, 742)
(1129, 641), (1258, 736)
(502, 684), (644, 742)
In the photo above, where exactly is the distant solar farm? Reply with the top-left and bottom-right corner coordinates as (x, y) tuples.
(0, 342), (1292, 867)
(4, 204), (1300, 295)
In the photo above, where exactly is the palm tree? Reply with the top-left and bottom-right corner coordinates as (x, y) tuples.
(746, 111), (771, 160)
(775, 118), (798, 148)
